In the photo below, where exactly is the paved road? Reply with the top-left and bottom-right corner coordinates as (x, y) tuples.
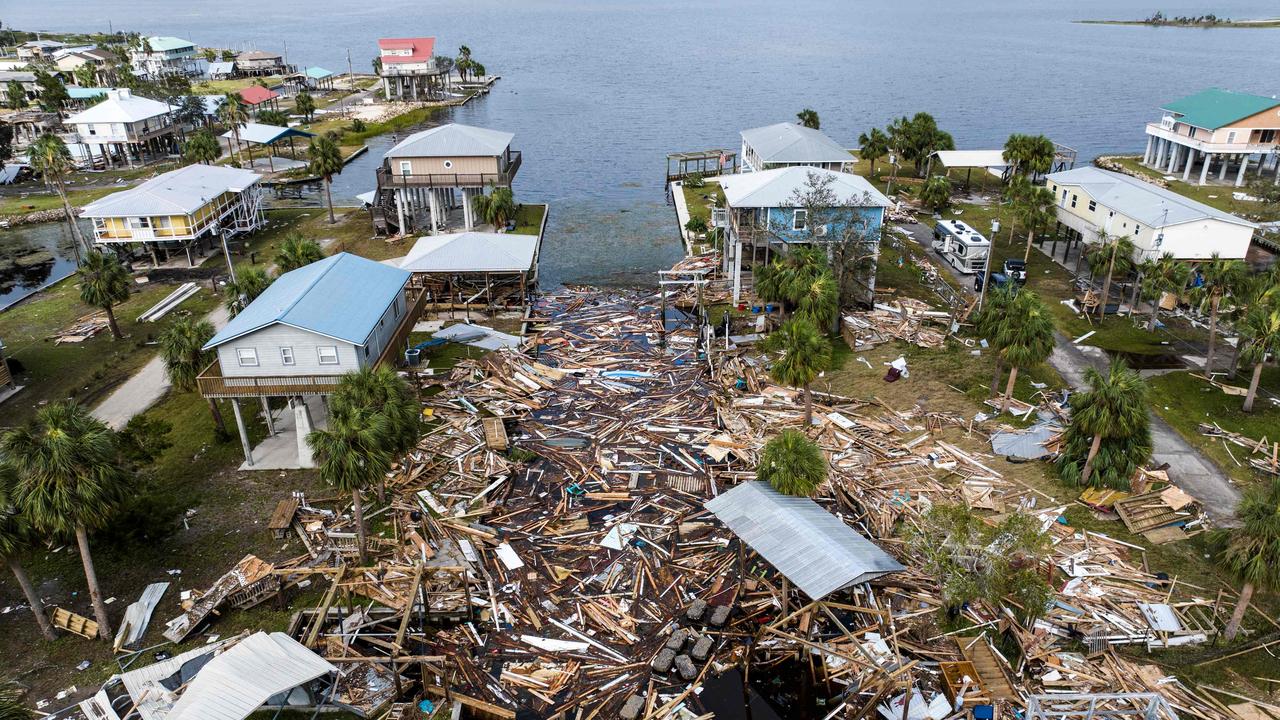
(892, 221), (1243, 525)
(92, 305), (231, 430)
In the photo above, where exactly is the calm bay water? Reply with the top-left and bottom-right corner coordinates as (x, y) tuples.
(6, 0), (1280, 288)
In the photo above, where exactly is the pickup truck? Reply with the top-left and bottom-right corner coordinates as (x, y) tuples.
(974, 259), (1028, 291)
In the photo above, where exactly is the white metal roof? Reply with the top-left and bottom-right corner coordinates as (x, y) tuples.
(167, 632), (335, 720)
(80, 164), (261, 218)
(115, 637), (232, 720)
(1047, 166), (1257, 229)
(718, 166), (892, 209)
(740, 122), (853, 165)
(65, 89), (171, 124)
(400, 232), (539, 273)
(705, 481), (904, 600)
(222, 122), (314, 145)
(385, 123), (514, 159)
(931, 150), (1010, 169)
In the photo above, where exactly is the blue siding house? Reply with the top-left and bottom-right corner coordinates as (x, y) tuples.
(718, 166), (891, 304)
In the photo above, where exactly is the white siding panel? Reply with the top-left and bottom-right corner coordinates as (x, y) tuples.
(218, 324), (359, 377)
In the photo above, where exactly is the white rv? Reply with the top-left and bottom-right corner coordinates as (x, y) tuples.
(932, 220), (990, 274)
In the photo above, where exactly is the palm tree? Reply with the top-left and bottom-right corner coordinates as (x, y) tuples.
(764, 318), (832, 425)
(308, 135), (344, 224)
(78, 250), (131, 341)
(294, 91), (316, 122)
(1015, 186), (1057, 263)
(0, 682), (34, 719)
(920, 175), (951, 213)
(793, 269), (839, 332)
(183, 128), (220, 165)
(223, 267), (272, 316)
(757, 430), (826, 497)
(994, 291), (1055, 413)
(158, 317), (226, 434)
(28, 134), (88, 259)
(796, 108), (820, 130)
(274, 232), (325, 272)
(1000, 175), (1031, 245)
(1216, 476), (1280, 640)
(1238, 305), (1280, 413)
(1002, 133), (1030, 177)
(857, 128), (890, 177)
(455, 45), (473, 82)
(1141, 252), (1190, 330)
(974, 284), (1017, 395)
(1057, 359), (1151, 489)
(329, 366), (419, 458)
(5, 80), (27, 109)
(0, 463), (56, 641)
(474, 185), (517, 229)
(307, 408), (393, 564)
(3, 402), (128, 640)
(217, 92), (249, 165)
(1092, 233), (1136, 320)
(1196, 254), (1247, 373)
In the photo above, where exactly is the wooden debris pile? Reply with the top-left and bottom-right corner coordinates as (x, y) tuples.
(1199, 422), (1280, 476)
(842, 299), (950, 350)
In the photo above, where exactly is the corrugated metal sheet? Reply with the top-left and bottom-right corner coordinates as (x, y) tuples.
(204, 252), (410, 349)
(705, 481), (903, 600)
(400, 232), (539, 273)
(740, 122), (853, 165)
(79, 164), (261, 218)
(66, 90), (171, 124)
(719, 166), (892, 209)
(384, 123), (514, 159)
(167, 632), (335, 720)
(1046, 166), (1256, 229)
(222, 122), (314, 146)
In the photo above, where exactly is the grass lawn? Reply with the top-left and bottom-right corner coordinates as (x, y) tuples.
(1147, 368), (1280, 485)
(192, 76), (286, 95)
(0, 277), (219, 428)
(513, 203), (548, 236)
(1, 185), (131, 216)
(1107, 156), (1280, 222)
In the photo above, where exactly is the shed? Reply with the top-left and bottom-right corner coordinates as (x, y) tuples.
(398, 231), (541, 308)
(208, 60), (237, 79)
(705, 481), (903, 600)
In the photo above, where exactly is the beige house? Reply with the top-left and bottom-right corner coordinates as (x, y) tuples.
(1046, 166), (1256, 261)
(374, 123), (521, 235)
(1142, 88), (1280, 186)
(54, 47), (115, 85)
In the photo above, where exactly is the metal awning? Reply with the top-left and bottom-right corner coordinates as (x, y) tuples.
(222, 122), (315, 146)
(705, 481), (903, 600)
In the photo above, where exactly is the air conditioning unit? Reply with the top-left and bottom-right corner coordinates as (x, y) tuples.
(815, 224), (829, 237)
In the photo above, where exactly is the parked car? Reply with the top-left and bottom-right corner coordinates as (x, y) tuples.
(974, 259), (1029, 291)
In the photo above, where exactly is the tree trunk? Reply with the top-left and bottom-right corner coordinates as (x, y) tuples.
(1001, 365), (1020, 413)
(352, 489), (368, 564)
(325, 178), (336, 224)
(1224, 581), (1254, 641)
(1080, 432), (1103, 487)
(1244, 362), (1264, 413)
(75, 525), (112, 639)
(1128, 273), (1143, 315)
(56, 182), (88, 260)
(1229, 341), (1243, 376)
(869, 158), (877, 177)
(8, 556), (56, 641)
(1098, 253), (1116, 320)
(1148, 295), (1161, 331)
(1023, 229), (1035, 263)
(803, 384), (813, 426)
(990, 356), (1004, 396)
(103, 304), (123, 340)
(1205, 294), (1220, 373)
(207, 398), (227, 434)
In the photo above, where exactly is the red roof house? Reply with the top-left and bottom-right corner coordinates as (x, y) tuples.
(238, 85), (280, 106)
(377, 37), (436, 65)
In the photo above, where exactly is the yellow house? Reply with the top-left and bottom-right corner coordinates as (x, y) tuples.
(80, 164), (265, 267)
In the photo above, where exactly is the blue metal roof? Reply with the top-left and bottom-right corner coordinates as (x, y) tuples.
(204, 253), (410, 350)
(304, 67), (334, 79)
(68, 87), (112, 100)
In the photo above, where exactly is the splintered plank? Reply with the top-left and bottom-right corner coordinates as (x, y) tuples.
(482, 416), (510, 451)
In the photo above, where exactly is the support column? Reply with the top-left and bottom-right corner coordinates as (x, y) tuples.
(1166, 143), (1179, 173)
(1220, 154), (1231, 180)
(395, 188), (406, 235)
(1236, 155), (1250, 187)
(294, 398), (315, 467)
(428, 188), (439, 234)
(1199, 153), (1212, 185)
(462, 188), (473, 231)
(231, 399), (253, 467)
(1182, 148), (1197, 182)
(1153, 138), (1167, 168)
(1142, 135), (1154, 165)
(261, 397), (275, 435)
(731, 238), (743, 305)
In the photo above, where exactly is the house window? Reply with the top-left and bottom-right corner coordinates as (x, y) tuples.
(280, 347), (295, 366)
(129, 217), (152, 229)
(317, 346), (339, 365)
(1226, 131), (1237, 144)
(1134, 225), (1141, 236)
(236, 348), (259, 367)
(1070, 194), (1077, 208)
(1087, 200), (1096, 212)
(792, 209), (808, 231)
(399, 161), (411, 176)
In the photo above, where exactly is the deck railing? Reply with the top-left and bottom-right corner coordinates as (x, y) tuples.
(376, 151), (521, 191)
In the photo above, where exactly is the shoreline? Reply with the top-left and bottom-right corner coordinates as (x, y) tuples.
(1076, 18), (1280, 28)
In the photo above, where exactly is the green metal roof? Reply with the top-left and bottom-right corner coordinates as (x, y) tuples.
(1162, 88), (1280, 130)
(145, 36), (195, 52)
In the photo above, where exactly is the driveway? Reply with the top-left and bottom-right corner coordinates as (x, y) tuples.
(892, 220), (1242, 525)
(92, 305), (231, 430)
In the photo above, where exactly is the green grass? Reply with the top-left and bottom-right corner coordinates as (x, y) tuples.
(306, 105), (443, 144)
(0, 278), (219, 427)
(1148, 368), (1280, 485)
(0, 185), (126, 216)
(513, 203), (548, 236)
(192, 76), (286, 95)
